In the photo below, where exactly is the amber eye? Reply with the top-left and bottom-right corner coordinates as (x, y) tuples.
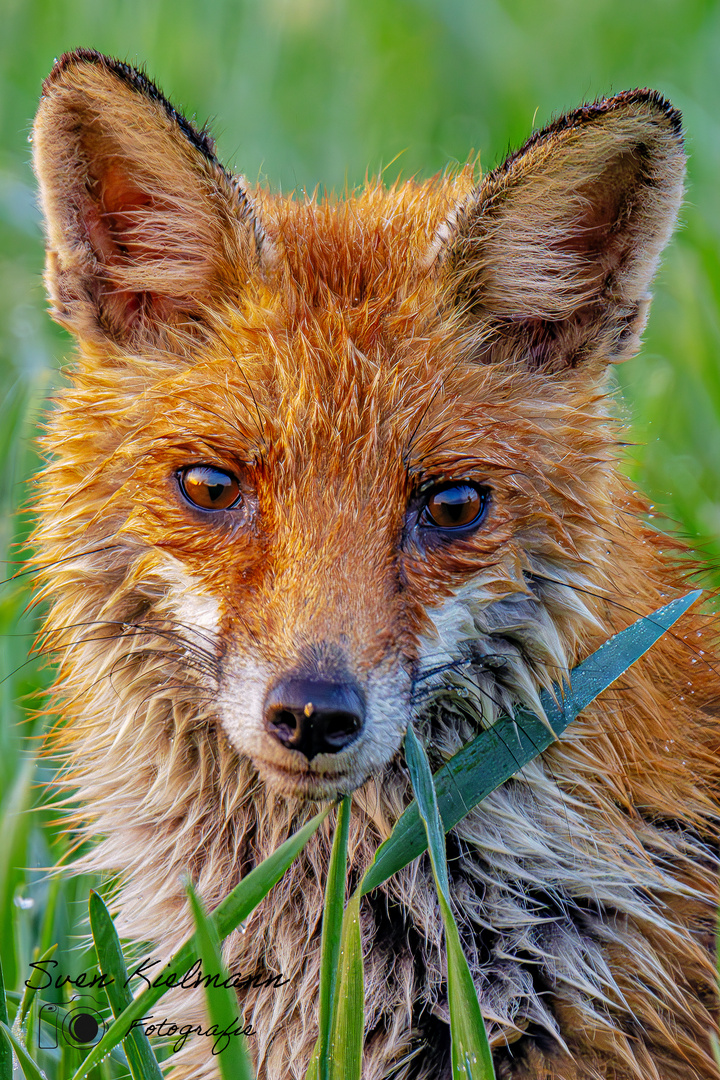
(421, 483), (488, 531)
(178, 466), (242, 511)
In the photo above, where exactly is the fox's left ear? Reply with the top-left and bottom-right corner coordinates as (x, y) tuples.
(33, 50), (264, 348)
(441, 90), (686, 371)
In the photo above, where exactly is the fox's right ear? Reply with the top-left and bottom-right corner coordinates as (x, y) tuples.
(33, 50), (263, 347)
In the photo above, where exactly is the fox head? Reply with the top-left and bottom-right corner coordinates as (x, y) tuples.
(32, 50), (685, 804)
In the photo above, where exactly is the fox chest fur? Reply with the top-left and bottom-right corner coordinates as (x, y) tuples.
(32, 51), (720, 1080)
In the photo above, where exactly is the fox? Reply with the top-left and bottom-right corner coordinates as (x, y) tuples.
(29, 48), (720, 1080)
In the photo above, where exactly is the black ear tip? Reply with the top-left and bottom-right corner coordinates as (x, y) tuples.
(42, 48), (114, 93)
(578, 88), (683, 142)
(624, 88), (683, 138)
(490, 88), (684, 185)
(40, 49), (219, 165)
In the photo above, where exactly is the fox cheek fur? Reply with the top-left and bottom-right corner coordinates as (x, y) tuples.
(31, 49), (720, 1080)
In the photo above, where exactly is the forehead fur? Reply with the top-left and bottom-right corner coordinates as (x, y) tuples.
(257, 171), (475, 311)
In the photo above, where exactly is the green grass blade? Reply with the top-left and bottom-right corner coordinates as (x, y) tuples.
(0, 1022), (45, 1080)
(361, 591), (700, 895)
(0, 757), (35, 992)
(0, 952), (11, 1080)
(310, 795), (351, 1080)
(17, 944), (57, 1030)
(328, 891), (363, 1080)
(88, 890), (165, 1080)
(405, 724), (495, 1080)
(70, 804), (331, 1080)
(38, 874), (62, 960)
(185, 878), (255, 1080)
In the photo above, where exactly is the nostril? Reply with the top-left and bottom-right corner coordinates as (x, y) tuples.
(266, 708), (300, 745)
(263, 678), (365, 761)
(322, 710), (362, 748)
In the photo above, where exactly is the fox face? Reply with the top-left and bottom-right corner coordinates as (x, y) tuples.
(32, 51), (720, 1080)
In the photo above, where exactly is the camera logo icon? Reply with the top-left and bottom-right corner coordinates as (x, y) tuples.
(38, 996), (107, 1049)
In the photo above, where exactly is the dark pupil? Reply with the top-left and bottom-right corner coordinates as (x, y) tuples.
(427, 485), (482, 527)
(206, 480), (228, 504)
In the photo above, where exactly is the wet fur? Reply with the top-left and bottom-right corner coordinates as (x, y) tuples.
(31, 51), (720, 1079)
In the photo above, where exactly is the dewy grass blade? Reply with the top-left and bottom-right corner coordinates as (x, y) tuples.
(0, 1022), (45, 1080)
(405, 725), (495, 1080)
(0, 952), (11, 1080)
(70, 805), (331, 1080)
(185, 879), (255, 1080)
(0, 757), (35, 992)
(310, 796), (352, 1080)
(362, 591), (700, 895)
(17, 944), (57, 1031)
(328, 891), (363, 1080)
(88, 891), (165, 1080)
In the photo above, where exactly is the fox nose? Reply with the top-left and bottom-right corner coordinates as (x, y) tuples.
(263, 678), (365, 760)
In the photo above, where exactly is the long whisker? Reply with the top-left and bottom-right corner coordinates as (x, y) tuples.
(527, 572), (719, 677)
(1, 544), (124, 587)
(36, 617), (220, 662)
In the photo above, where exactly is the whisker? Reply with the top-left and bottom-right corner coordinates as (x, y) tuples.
(527, 572), (720, 677)
(5, 623), (221, 689)
(36, 617), (220, 663)
(1, 544), (123, 587)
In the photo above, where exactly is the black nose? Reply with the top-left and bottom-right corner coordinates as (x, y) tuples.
(263, 678), (365, 760)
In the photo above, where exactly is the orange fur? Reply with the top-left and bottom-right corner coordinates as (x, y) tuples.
(31, 50), (720, 1079)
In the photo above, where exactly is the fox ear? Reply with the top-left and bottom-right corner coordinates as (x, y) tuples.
(33, 50), (262, 346)
(441, 91), (686, 371)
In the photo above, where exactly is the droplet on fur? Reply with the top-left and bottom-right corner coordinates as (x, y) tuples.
(239, 921), (247, 934)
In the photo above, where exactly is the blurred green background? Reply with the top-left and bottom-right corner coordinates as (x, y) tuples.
(0, 0), (719, 1067)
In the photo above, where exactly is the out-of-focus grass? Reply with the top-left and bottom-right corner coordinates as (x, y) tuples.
(1, 0), (718, 1070)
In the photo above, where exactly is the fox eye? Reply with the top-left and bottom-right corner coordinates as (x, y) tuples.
(421, 483), (489, 531)
(178, 465), (242, 511)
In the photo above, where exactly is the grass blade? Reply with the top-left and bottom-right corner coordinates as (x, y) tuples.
(405, 724), (495, 1080)
(328, 891), (363, 1080)
(0, 952), (11, 1080)
(88, 890), (164, 1080)
(310, 795), (351, 1080)
(70, 804), (331, 1080)
(361, 591), (700, 894)
(17, 944), (57, 1031)
(185, 878), (254, 1080)
(0, 1022), (45, 1080)
(0, 757), (35, 993)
